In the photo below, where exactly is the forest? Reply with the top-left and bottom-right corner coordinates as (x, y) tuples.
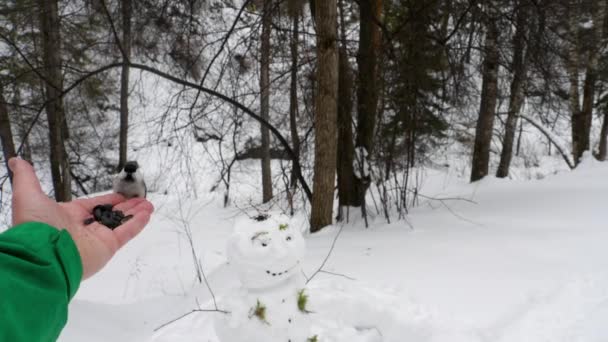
(2, 0), (606, 231)
(2, 1), (608, 341)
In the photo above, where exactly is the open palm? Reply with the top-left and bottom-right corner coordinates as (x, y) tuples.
(9, 158), (154, 279)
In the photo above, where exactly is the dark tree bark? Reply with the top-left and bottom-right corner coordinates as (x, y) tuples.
(289, 7), (301, 187)
(568, 0), (605, 164)
(310, 0), (338, 233)
(567, 2), (583, 164)
(337, 0), (357, 218)
(118, 0), (132, 171)
(0, 86), (16, 184)
(599, 110), (608, 160)
(287, 1), (302, 215)
(15, 84), (32, 164)
(580, 0), (606, 160)
(471, 7), (499, 182)
(260, 0), (273, 203)
(337, 47), (356, 217)
(497, 1), (529, 178)
(39, 0), (71, 201)
(353, 0), (383, 202)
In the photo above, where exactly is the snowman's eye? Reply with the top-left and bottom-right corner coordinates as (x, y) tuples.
(261, 242), (268, 247)
(286, 236), (292, 241)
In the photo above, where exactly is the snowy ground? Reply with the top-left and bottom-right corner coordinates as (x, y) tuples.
(57, 154), (608, 342)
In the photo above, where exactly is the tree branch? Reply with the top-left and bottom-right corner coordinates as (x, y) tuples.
(518, 113), (575, 169)
(8, 61), (314, 202)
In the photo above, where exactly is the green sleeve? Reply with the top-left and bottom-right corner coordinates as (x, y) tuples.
(0, 222), (83, 342)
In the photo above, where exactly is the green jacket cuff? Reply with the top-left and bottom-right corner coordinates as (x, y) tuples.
(1, 221), (83, 300)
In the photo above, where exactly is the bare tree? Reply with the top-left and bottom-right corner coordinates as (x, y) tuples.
(0, 86), (16, 184)
(288, 0), (302, 211)
(336, 0), (355, 220)
(118, 0), (132, 170)
(354, 0), (383, 204)
(581, 0), (606, 159)
(471, 3), (499, 182)
(260, 0), (273, 203)
(39, 0), (71, 201)
(567, 0), (606, 164)
(597, 2), (608, 160)
(497, 0), (530, 178)
(310, 0), (338, 232)
(600, 109), (608, 160)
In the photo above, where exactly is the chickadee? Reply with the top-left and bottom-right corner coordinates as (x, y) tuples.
(113, 161), (147, 198)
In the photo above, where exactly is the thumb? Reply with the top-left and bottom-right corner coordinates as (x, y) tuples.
(8, 157), (43, 196)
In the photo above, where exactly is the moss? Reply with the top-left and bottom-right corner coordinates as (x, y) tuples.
(279, 223), (289, 230)
(307, 335), (318, 342)
(249, 299), (269, 324)
(297, 289), (310, 313)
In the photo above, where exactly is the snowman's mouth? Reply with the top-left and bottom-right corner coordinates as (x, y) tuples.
(265, 261), (299, 277)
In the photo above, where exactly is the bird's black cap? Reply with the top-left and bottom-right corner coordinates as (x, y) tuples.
(124, 161), (139, 173)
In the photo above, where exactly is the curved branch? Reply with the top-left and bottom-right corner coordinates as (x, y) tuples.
(17, 63), (123, 156)
(518, 113), (575, 169)
(15, 61), (313, 202)
(128, 62), (312, 200)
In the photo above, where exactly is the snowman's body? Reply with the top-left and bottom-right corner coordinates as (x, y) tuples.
(214, 215), (311, 342)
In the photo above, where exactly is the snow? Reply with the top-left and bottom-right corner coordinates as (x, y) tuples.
(1, 4), (606, 340)
(580, 19), (594, 29)
(353, 147), (371, 180)
(54, 152), (608, 342)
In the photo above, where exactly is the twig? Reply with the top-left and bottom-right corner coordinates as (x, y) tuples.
(318, 270), (356, 281)
(410, 190), (478, 204)
(199, 256), (219, 310)
(98, 0), (129, 62)
(306, 222), (346, 284)
(438, 200), (484, 227)
(153, 309), (228, 332)
(189, 0), (253, 112)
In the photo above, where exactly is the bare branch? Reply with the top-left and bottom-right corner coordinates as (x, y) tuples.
(306, 222), (347, 284)
(518, 113), (575, 169)
(153, 308), (228, 332)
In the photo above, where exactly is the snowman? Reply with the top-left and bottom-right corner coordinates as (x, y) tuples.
(214, 214), (314, 342)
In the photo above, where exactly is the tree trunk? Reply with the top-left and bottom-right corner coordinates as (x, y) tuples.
(118, 0), (132, 171)
(337, 0), (357, 217)
(580, 0), (606, 160)
(567, 0), (606, 164)
(599, 111), (608, 160)
(289, 9), (301, 188)
(497, 1), (529, 178)
(470, 9), (499, 182)
(337, 47), (356, 219)
(0, 86), (16, 184)
(566, 1), (584, 165)
(353, 0), (382, 203)
(39, 0), (71, 201)
(310, 0), (338, 233)
(260, 0), (273, 203)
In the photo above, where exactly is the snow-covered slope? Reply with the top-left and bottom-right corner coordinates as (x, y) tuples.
(59, 155), (608, 342)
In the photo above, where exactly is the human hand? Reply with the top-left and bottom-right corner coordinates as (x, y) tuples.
(9, 157), (154, 279)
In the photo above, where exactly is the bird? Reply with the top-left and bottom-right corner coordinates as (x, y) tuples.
(112, 160), (147, 198)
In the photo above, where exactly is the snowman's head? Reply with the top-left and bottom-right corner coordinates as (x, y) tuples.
(227, 214), (305, 290)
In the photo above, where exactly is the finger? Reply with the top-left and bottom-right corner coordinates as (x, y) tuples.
(113, 197), (147, 213)
(75, 193), (126, 212)
(112, 210), (152, 247)
(123, 199), (154, 216)
(8, 157), (43, 195)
